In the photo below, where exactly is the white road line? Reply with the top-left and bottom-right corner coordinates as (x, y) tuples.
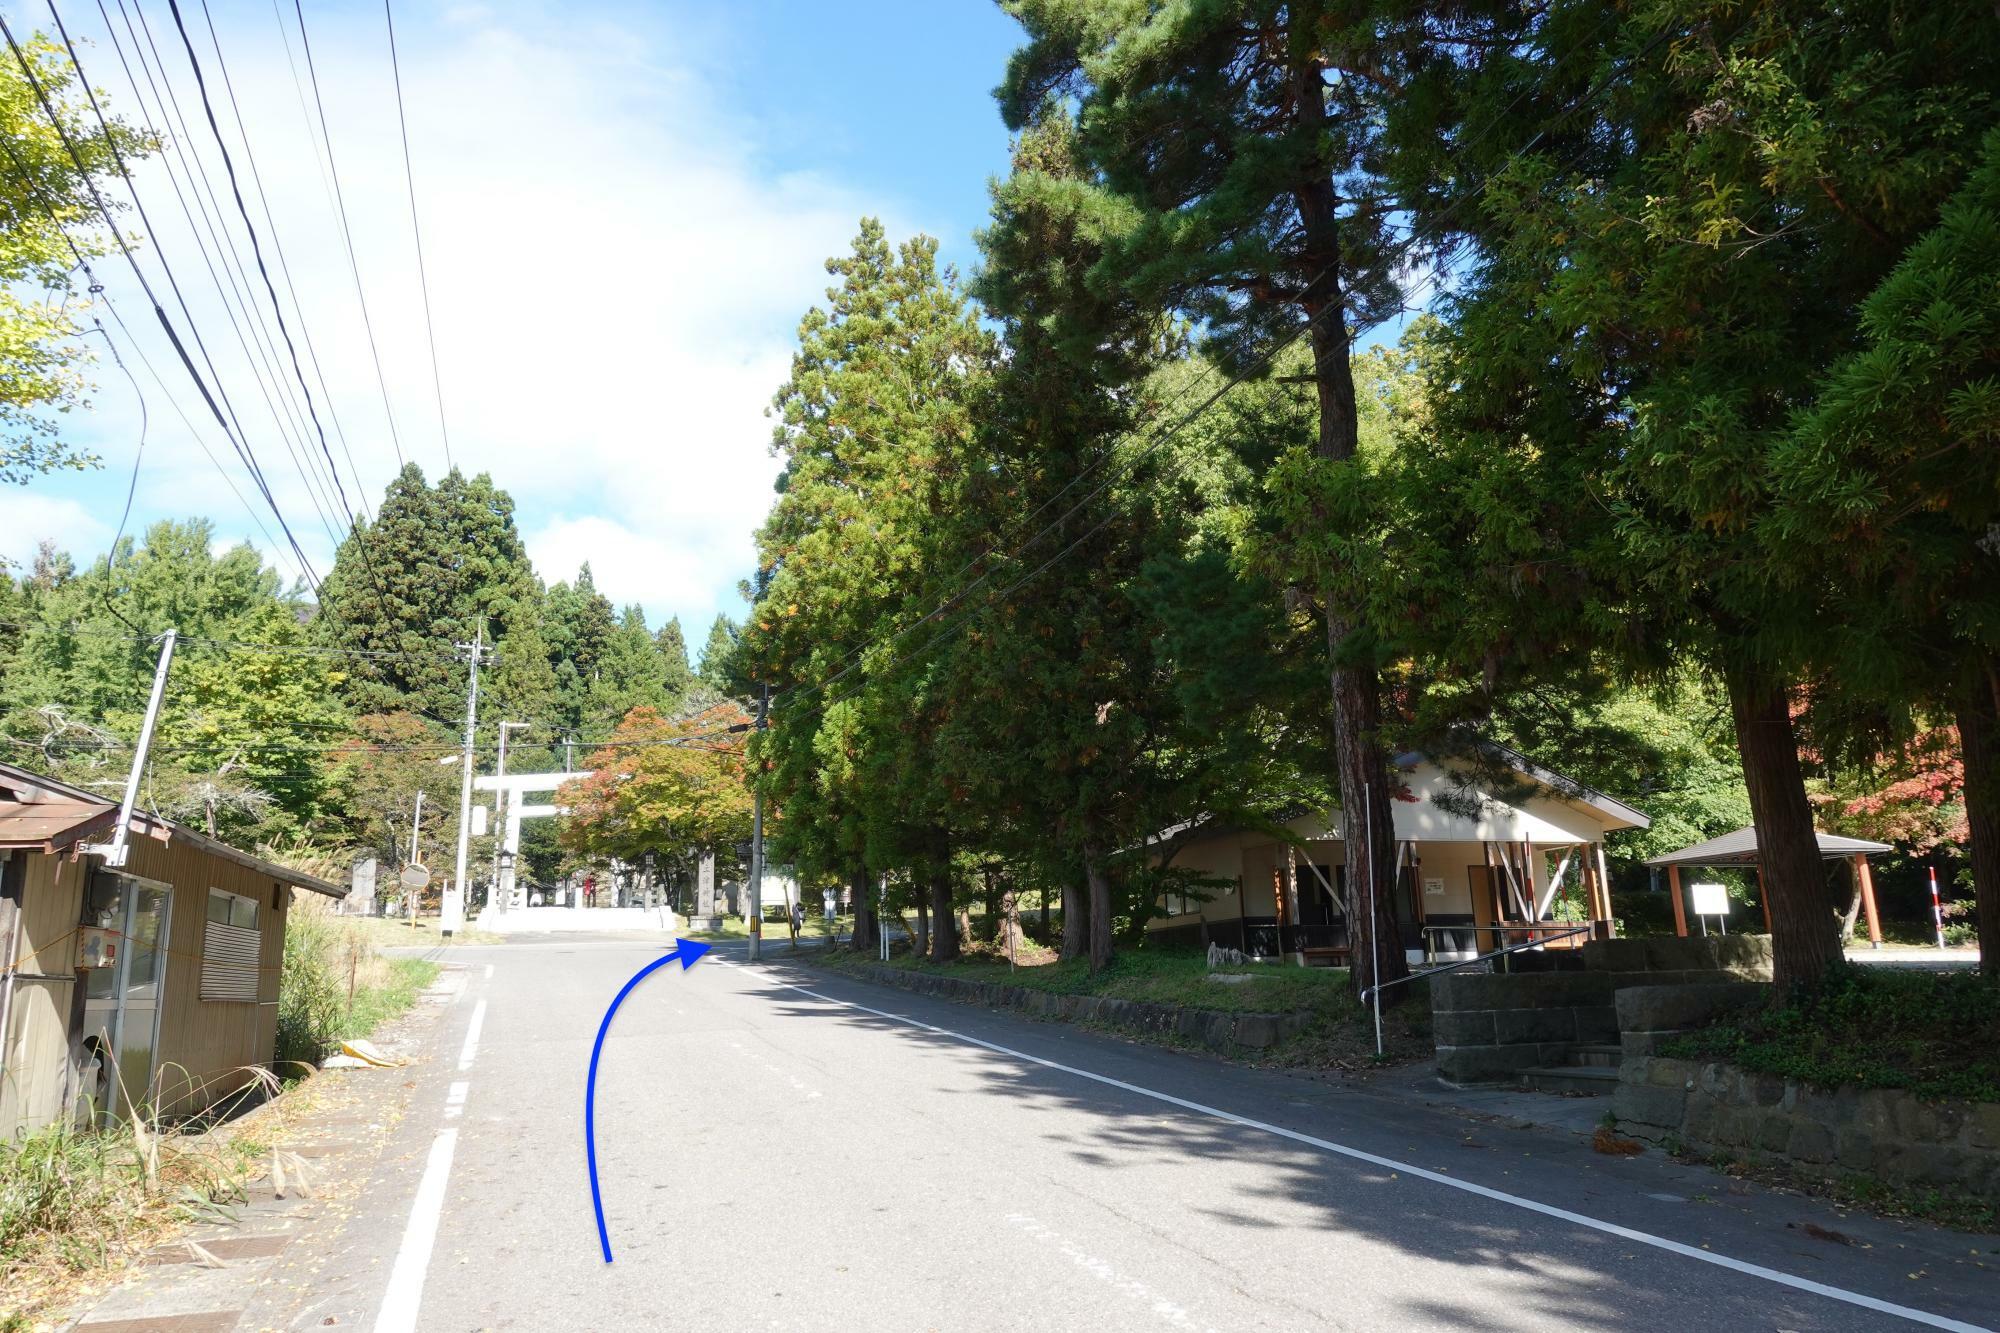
(1007, 1212), (1211, 1331)
(373, 1125), (459, 1333)
(484, 963), (495, 979)
(444, 1080), (469, 1120)
(457, 999), (486, 1072)
(751, 971), (1989, 1333)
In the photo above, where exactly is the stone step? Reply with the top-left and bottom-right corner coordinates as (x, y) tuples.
(1569, 1043), (1624, 1069)
(1519, 1065), (1619, 1096)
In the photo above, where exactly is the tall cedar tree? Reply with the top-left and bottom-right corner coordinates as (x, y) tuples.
(1769, 131), (2000, 975)
(743, 221), (994, 963)
(958, 110), (1182, 968)
(1387, 0), (1999, 989)
(998, 1), (1423, 997)
(318, 465), (557, 726)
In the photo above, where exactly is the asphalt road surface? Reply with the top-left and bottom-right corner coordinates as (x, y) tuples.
(302, 935), (1997, 1331)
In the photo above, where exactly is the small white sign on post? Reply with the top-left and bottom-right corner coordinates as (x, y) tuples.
(471, 803), (489, 836)
(1689, 880), (1732, 933)
(1423, 877), (1445, 898)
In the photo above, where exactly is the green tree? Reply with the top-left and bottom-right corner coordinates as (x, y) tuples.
(586, 605), (675, 733)
(742, 220), (995, 963)
(1768, 130), (2000, 972)
(0, 36), (152, 483)
(559, 703), (753, 866)
(544, 564), (618, 735)
(1373, 0), (2000, 988)
(655, 615), (694, 699)
(317, 465), (556, 725)
(695, 614), (738, 695)
(996, 0), (1424, 996)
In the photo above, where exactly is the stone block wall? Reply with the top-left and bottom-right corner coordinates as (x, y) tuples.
(1433, 972), (1618, 1082)
(1614, 1055), (2000, 1201)
(1431, 937), (1772, 1084)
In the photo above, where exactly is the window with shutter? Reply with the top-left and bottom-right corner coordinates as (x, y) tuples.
(201, 889), (261, 1002)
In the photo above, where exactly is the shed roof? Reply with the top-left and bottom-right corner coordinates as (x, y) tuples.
(0, 761), (346, 897)
(1643, 825), (1891, 867)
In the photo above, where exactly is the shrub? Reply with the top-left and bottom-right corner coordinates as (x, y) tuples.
(1662, 966), (2000, 1102)
(275, 908), (346, 1069)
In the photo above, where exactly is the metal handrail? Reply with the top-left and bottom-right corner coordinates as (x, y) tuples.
(1360, 925), (1593, 1005)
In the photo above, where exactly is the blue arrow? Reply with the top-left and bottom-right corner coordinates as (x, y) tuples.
(584, 937), (712, 1262)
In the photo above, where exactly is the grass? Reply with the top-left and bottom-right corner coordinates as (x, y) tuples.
(686, 914), (837, 942)
(343, 957), (442, 1043)
(280, 902), (443, 1068)
(817, 941), (1434, 1069)
(339, 914), (500, 949)
(1661, 966), (2000, 1103)
(0, 1069), (306, 1330)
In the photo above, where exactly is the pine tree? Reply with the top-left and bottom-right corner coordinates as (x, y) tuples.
(317, 465), (555, 726)
(996, 1), (1427, 996)
(544, 564), (619, 734)
(696, 614), (738, 694)
(654, 615), (694, 700)
(586, 606), (674, 734)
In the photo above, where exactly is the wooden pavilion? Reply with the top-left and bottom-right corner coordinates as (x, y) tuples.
(1643, 826), (1893, 946)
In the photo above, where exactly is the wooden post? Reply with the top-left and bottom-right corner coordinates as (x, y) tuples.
(1757, 866), (1773, 934)
(1668, 863), (1689, 937)
(1854, 854), (1883, 949)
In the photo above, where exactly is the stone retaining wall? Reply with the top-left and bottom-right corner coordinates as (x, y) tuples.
(1432, 937), (1773, 1084)
(1614, 1054), (2000, 1201)
(821, 961), (1312, 1055)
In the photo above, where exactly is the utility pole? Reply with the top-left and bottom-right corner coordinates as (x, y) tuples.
(747, 683), (769, 962)
(444, 628), (489, 938)
(407, 788), (425, 924)
(85, 628), (177, 868)
(491, 721), (532, 911)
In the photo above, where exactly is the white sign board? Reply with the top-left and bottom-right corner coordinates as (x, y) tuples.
(1423, 877), (1445, 898)
(471, 804), (489, 836)
(1690, 881), (1730, 917)
(400, 864), (432, 890)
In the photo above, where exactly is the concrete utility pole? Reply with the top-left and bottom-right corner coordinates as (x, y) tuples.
(444, 628), (490, 938)
(747, 683), (769, 962)
(491, 721), (532, 911)
(85, 628), (176, 868)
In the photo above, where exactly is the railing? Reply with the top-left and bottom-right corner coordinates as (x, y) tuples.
(1361, 925), (1593, 1006)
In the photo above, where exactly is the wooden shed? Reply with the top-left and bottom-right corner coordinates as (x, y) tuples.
(0, 761), (346, 1135)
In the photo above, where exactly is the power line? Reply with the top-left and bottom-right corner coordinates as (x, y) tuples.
(284, 0), (410, 472)
(0, 10), (336, 611)
(154, 0), (403, 630)
(382, 0), (452, 471)
(76, 0), (352, 544)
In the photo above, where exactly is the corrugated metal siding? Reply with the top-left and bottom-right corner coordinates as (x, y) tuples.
(200, 920), (261, 1002)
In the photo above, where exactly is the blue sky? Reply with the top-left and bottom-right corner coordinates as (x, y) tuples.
(2, 0), (1027, 635)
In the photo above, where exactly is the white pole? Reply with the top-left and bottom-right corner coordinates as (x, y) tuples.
(1366, 781), (1382, 1058)
(443, 628), (484, 938)
(747, 685), (768, 962)
(94, 629), (177, 868)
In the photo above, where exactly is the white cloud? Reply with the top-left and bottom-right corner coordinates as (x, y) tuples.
(47, 0), (918, 629)
(0, 491), (108, 572)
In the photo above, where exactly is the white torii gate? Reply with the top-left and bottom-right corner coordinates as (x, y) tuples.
(474, 770), (591, 912)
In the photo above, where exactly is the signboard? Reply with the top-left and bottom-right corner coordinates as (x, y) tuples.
(1423, 877), (1445, 898)
(400, 864), (432, 891)
(471, 804), (489, 836)
(1690, 881), (1730, 917)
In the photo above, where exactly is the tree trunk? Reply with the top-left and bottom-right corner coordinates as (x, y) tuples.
(1059, 870), (1088, 962)
(1723, 662), (1842, 992)
(1840, 877), (1863, 944)
(1083, 840), (1114, 972)
(849, 862), (875, 951)
(1955, 661), (2000, 983)
(924, 856), (956, 960)
(1291, 51), (1409, 1007)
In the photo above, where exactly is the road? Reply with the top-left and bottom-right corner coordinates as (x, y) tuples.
(290, 935), (1995, 1331)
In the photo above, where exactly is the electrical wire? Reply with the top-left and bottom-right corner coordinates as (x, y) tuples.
(0, 10), (337, 613)
(382, 0), (452, 471)
(284, 0), (409, 471)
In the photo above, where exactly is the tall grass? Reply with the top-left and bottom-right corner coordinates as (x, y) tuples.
(277, 897), (439, 1068)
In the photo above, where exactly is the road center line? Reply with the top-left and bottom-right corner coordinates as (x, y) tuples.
(457, 998), (486, 1072)
(745, 968), (1988, 1333)
(373, 1125), (459, 1333)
